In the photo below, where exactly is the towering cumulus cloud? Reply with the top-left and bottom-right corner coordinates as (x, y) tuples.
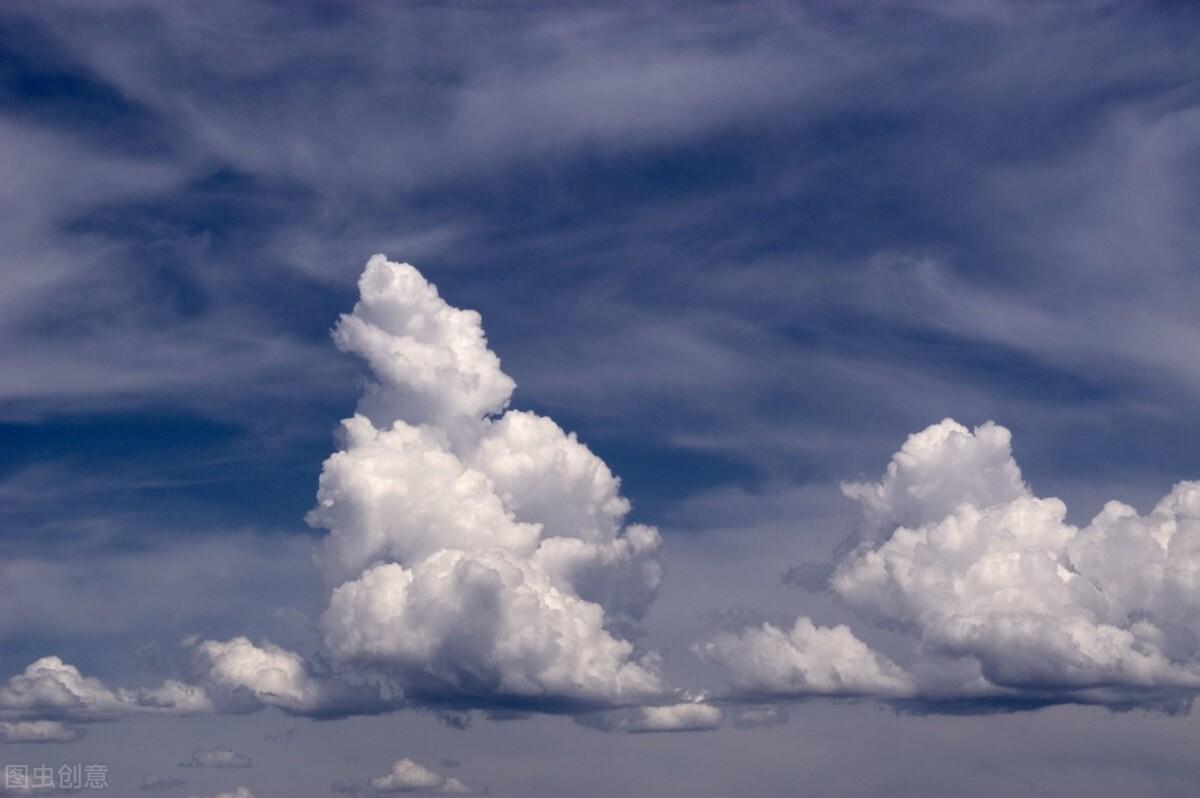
(0, 256), (672, 734)
(310, 256), (664, 707)
(702, 419), (1200, 712)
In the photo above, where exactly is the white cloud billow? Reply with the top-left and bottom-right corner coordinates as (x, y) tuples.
(0, 657), (211, 723)
(191, 637), (328, 714)
(0, 255), (667, 724)
(703, 418), (1200, 710)
(311, 256), (665, 707)
(694, 617), (913, 698)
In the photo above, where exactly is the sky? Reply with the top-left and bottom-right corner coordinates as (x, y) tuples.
(3, 1), (1200, 796)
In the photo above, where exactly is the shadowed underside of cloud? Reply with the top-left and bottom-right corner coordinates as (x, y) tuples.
(701, 419), (1200, 713)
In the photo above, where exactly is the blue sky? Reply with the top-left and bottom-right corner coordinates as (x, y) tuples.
(3, 2), (1200, 796)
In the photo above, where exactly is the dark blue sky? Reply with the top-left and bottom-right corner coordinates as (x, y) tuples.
(3, 2), (1200, 796)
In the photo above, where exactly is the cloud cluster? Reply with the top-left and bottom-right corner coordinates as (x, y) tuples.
(0, 656), (211, 723)
(304, 256), (666, 708)
(0, 256), (674, 732)
(704, 419), (1200, 712)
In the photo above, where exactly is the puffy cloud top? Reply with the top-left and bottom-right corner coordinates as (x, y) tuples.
(333, 254), (515, 431)
(841, 419), (1028, 537)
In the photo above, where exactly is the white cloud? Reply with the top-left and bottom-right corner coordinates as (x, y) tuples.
(0, 720), (84, 743)
(306, 257), (668, 708)
(179, 746), (253, 769)
(323, 551), (661, 704)
(832, 420), (1200, 698)
(694, 617), (913, 698)
(705, 419), (1200, 710)
(0, 657), (211, 723)
(1, 256), (669, 723)
(192, 637), (326, 714)
(331, 255), (515, 432)
(839, 419), (1028, 538)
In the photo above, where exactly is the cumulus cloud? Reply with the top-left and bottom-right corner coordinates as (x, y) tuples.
(192, 637), (324, 711)
(0, 256), (669, 724)
(694, 617), (913, 698)
(179, 746), (253, 769)
(0, 720), (84, 743)
(0, 656), (211, 723)
(334, 758), (478, 795)
(303, 256), (666, 708)
(704, 418), (1200, 712)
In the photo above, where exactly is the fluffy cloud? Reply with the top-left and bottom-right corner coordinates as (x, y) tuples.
(705, 418), (1200, 711)
(695, 617), (913, 698)
(191, 637), (328, 714)
(335, 758), (477, 795)
(179, 746), (253, 769)
(0, 720), (84, 743)
(306, 256), (667, 708)
(833, 420), (1200, 701)
(839, 420), (1027, 539)
(331, 254), (515, 432)
(0, 657), (211, 723)
(0, 256), (668, 723)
